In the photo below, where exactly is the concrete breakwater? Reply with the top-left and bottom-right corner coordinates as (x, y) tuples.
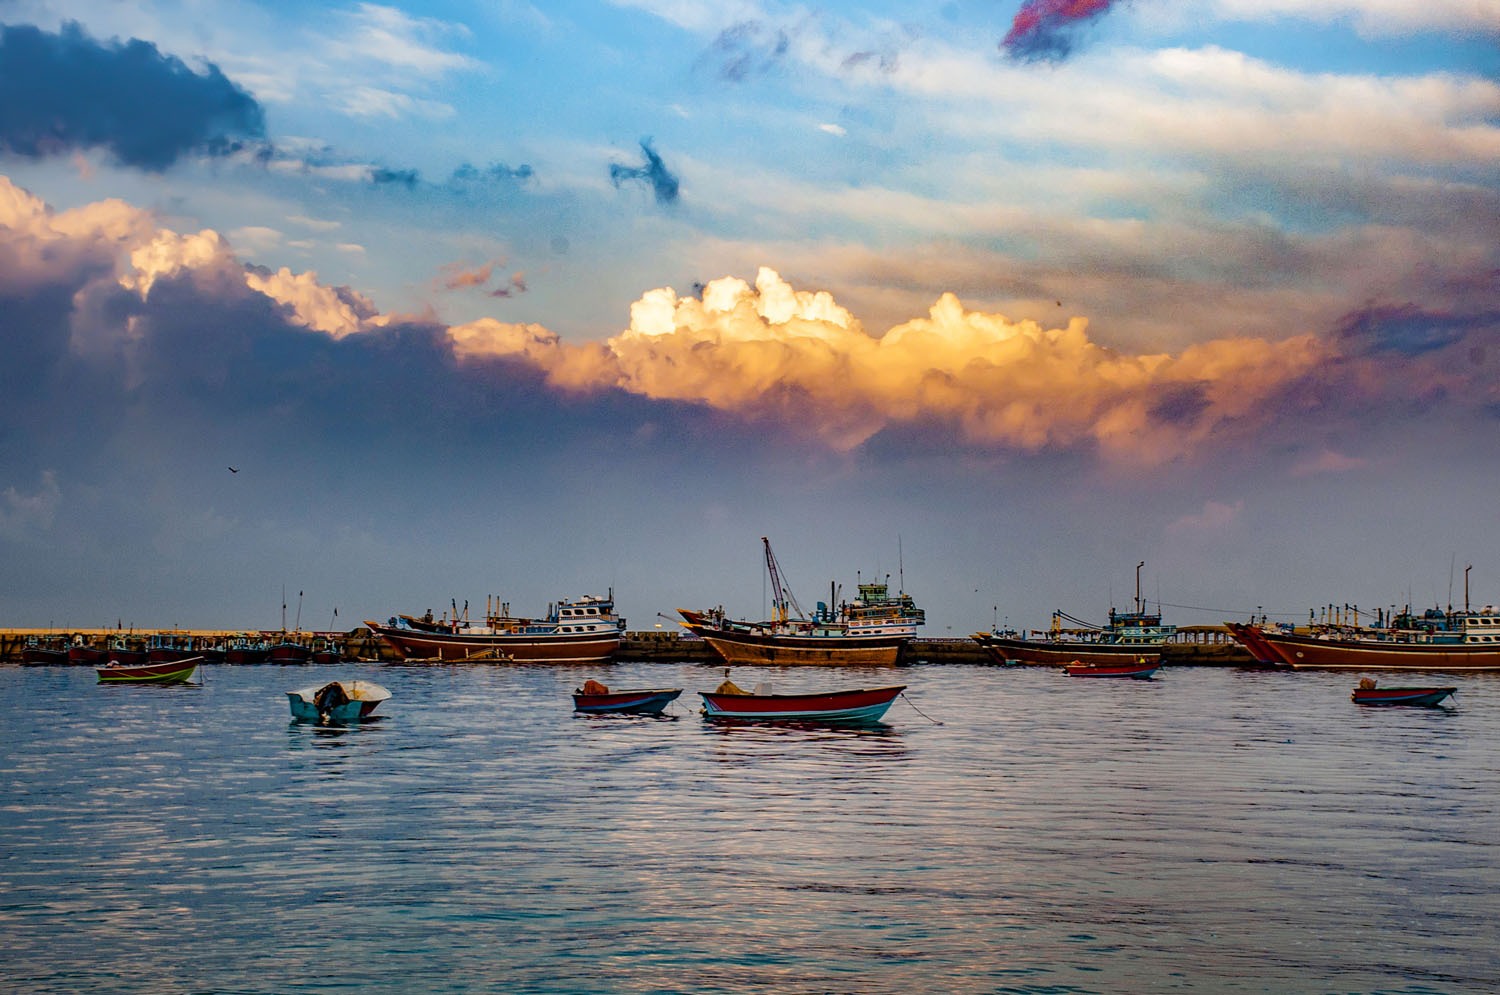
(2, 625), (1252, 665)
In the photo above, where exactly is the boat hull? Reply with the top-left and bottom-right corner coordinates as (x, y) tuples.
(267, 643), (312, 664)
(682, 622), (907, 667)
(21, 648), (67, 666)
(96, 658), (201, 684)
(1352, 686), (1457, 706)
(366, 621), (621, 664)
(699, 684), (905, 723)
(68, 644), (109, 666)
(1223, 623), (1291, 666)
(573, 688), (683, 715)
(1255, 632), (1500, 671)
(1065, 662), (1159, 679)
(974, 634), (1163, 668)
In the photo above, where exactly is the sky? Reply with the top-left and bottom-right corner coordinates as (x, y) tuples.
(1, 0), (1498, 636)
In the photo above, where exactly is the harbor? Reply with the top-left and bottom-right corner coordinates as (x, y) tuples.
(0, 625), (1254, 666)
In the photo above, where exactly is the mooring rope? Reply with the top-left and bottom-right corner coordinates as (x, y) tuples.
(899, 692), (942, 725)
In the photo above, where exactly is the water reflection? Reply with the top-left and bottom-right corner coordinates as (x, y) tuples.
(4, 663), (1500, 993)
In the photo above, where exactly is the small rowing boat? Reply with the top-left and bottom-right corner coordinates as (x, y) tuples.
(287, 680), (391, 722)
(1351, 679), (1456, 707)
(96, 656), (202, 684)
(1064, 659), (1158, 679)
(698, 674), (905, 723)
(572, 679), (683, 715)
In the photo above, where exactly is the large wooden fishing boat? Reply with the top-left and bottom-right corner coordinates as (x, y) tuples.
(365, 592), (625, 664)
(678, 538), (924, 667)
(1226, 567), (1500, 671)
(973, 562), (1175, 667)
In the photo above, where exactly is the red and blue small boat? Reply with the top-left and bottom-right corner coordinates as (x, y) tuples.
(1064, 659), (1158, 679)
(96, 656), (202, 684)
(572, 680), (683, 715)
(698, 678), (905, 723)
(1351, 682), (1456, 707)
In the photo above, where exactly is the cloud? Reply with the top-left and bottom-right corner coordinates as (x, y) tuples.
(707, 20), (791, 81)
(5, 175), (1494, 474)
(0, 471), (61, 540)
(1290, 449), (1369, 477)
(609, 139), (681, 205)
(1165, 498), (1243, 535)
(438, 261), (529, 298)
(1334, 301), (1498, 357)
(1002, 0), (1123, 62)
(0, 22), (265, 171)
(451, 265), (1334, 463)
(330, 3), (480, 77)
(1203, 0), (1500, 36)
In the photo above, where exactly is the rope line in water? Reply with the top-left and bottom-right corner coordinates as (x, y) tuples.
(900, 692), (942, 725)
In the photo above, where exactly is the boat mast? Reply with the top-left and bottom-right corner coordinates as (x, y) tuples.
(1135, 561), (1145, 614)
(761, 536), (803, 623)
(1465, 564), (1472, 613)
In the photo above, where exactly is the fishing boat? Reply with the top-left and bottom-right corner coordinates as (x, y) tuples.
(1226, 571), (1500, 671)
(96, 656), (202, 684)
(572, 679), (683, 715)
(266, 637), (312, 664)
(67, 636), (109, 667)
(20, 636), (67, 665)
(698, 673), (906, 723)
(365, 592), (625, 664)
(224, 634), (270, 665)
(286, 680), (391, 722)
(146, 632), (198, 664)
(974, 562), (1174, 667)
(310, 635), (342, 665)
(678, 538), (924, 667)
(1064, 659), (1159, 679)
(105, 637), (148, 667)
(1351, 679), (1456, 707)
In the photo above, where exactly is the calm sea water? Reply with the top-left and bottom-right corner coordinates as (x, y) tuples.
(2, 661), (1497, 995)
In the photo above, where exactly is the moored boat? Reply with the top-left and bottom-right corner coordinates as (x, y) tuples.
(678, 538), (924, 667)
(97, 656), (202, 684)
(266, 635), (312, 664)
(287, 680), (391, 722)
(975, 562), (1174, 667)
(21, 636), (67, 665)
(1064, 659), (1159, 679)
(67, 636), (109, 667)
(572, 679), (682, 715)
(224, 635), (270, 665)
(146, 632), (198, 664)
(698, 674), (906, 723)
(365, 591), (624, 664)
(1228, 605), (1500, 672)
(1351, 678), (1456, 707)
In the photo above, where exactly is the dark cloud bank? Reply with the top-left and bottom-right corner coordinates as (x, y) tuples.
(0, 21), (264, 169)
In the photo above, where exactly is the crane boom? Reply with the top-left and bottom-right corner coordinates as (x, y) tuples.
(761, 536), (805, 624)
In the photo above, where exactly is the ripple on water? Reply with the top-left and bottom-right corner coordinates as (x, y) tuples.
(1, 662), (1498, 993)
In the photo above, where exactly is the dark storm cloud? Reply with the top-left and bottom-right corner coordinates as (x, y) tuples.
(1000, 0), (1121, 63)
(0, 21), (264, 171)
(1334, 302), (1500, 357)
(609, 139), (680, 205)
(1148, 384), (1211, 427)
